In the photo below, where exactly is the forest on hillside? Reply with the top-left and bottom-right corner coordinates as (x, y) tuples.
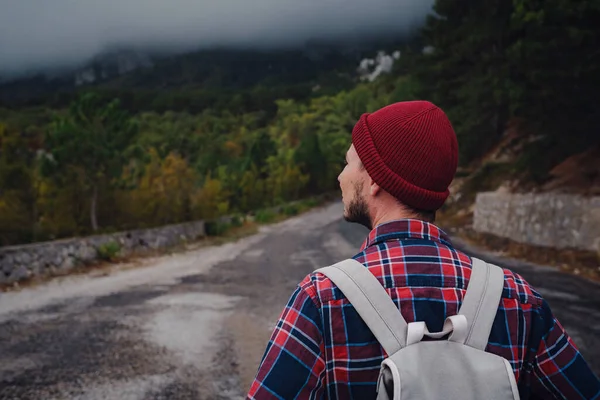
(0, 0), (599, 246)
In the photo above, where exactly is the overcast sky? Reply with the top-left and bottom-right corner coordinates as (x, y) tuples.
(0, 0), (434, 76)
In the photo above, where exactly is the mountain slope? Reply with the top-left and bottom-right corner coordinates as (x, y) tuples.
(0, 39), (408, 110)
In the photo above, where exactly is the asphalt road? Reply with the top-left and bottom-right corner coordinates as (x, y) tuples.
(0, 201), (598, 399)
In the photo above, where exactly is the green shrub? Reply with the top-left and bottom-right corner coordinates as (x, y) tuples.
(230, 215), (243, 227)
(459, 162), (514, 205)
(303, 198), (319, 208)
(283, 204), (299, 216)
(205, 220), (232, 236)
(97, 240), (122, 261)
(255, 209), (277, 223)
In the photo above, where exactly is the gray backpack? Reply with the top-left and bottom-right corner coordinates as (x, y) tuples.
(315, 258), (520, 400)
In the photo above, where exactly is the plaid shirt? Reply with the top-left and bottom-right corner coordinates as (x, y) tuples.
(247, 220), (600, 400)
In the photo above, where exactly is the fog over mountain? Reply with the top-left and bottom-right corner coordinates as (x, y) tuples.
(0, 0), (434, 77)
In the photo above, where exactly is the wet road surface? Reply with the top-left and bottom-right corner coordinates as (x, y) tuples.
(0, 201), (598, 399)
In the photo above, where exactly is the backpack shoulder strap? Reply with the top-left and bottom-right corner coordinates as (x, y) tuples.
(315, 259), (408, 356)
(459, 257), (505, 350)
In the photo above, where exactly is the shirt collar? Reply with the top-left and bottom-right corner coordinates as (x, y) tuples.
(360, 219), (453, 251)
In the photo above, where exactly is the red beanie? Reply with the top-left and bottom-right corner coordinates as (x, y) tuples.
(352, 100), (458, 211)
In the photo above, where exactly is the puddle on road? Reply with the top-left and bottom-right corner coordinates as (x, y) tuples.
(93, 289), (166, 308)
(242, 249), (265, 259)
(143, 292), (243, 370)
(178, 274), (209, 285)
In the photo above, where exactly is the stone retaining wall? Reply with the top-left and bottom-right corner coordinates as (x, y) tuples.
(473, 192), (600, 252)
(0, 193), (338, 287)
(0, 220), (206, 285)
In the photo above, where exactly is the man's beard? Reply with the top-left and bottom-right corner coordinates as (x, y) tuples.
(343, 182), (372, 230)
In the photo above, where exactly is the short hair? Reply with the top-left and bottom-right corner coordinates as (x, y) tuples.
(411, 208), (437, 223)
(396, 199), (436, 223)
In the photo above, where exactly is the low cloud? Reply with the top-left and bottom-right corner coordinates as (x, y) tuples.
(0, 0), (434, 76)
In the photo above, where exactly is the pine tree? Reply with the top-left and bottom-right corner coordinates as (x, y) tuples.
(42, 92), (138, 231)
(416, 0), (515, 165)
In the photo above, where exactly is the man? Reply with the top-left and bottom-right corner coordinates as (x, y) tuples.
(246, 101), (600, 399)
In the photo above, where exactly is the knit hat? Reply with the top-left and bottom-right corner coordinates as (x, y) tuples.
(351, 100), (458, 211)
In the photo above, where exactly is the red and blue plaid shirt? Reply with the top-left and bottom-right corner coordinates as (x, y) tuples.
(247, 220), (600, 399)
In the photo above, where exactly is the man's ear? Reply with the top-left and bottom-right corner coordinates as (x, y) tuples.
(369, 178), (381, 196)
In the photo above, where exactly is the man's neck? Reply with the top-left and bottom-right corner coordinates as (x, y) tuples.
(370, 207), (418, 230)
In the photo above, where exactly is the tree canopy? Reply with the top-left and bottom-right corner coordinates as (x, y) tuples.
(1, 0), (598, 245)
